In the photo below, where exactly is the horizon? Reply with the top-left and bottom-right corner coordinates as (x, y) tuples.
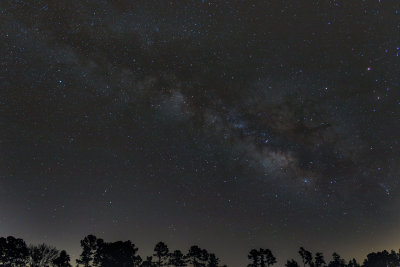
(1, 233), (400, 266)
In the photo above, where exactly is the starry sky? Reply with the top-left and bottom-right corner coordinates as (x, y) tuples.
(1, 0), (400, 266)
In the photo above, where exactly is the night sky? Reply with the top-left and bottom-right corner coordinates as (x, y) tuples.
(1, 0), (400, 266)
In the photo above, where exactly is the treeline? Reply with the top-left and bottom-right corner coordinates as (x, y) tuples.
(0, 236), (70, 266)
(1, 235), (400, 267)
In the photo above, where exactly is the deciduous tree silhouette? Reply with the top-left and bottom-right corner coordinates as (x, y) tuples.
(0, 236), (29, 266)
(390, 250), (400, 267)
(29, 243), (60, 267)
(153, 242), (169, 267)
(168, 250), (187, 267)
(286, 259), (300, 267)
(387, 250), (400, 267)
(52, 250), (72, 267)
(363, 250), (400, 267)
(315, 252), (325, 267)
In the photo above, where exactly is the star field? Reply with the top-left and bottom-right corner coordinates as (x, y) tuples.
(0, 1), (400, 266)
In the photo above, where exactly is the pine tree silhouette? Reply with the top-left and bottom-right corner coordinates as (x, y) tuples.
(153, 242), (169, 267)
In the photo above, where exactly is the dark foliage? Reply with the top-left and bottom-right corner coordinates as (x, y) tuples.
(0, 236), (71, 267)
(186, 245), (209, 267)
(76, 234), (99, 267)
(315, 252), (326, 267)
(168, 250), (187, 267)
(247, 248), (276, 267)
(286, 259), (300, 267)
(363, 250), (400, 267)
(53, 250), (72, 267)
(328, 252), (346, 267)
(29, 243), (59, 267)
(153, 242), (169, 267)
(0, 236), (29, 266)
(1, 235), (400, 267)
(299, 247), (313, 267)
(95, 240), (140, 267)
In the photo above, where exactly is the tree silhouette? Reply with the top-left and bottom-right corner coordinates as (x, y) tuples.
(187, 246), (208, 267)
(95, 240), (140, 267)
(29, 243), (59, 267)
(0, 236), (29, 266)
(299, 247), (307, 267)
(247, 249), (276, 267)
(3, 233), (400, 267)
(328, 253), (346, 267)
(315, 252), (325, 267)
(387, 250), (400, 267)
(168, 250), (187, 267)
(346, 258), (359, 267)
(299, 247), (313, 267)
(260, 249), (276, 267)
(53, 250), (72, 267)
(134, 255), (143, 267)
(141, 256), (156, 267)
(286, 259), (300, 267)
(248, 249), (260, 267)
(363, 250), (400, 267)
(76, 234), (99, 267)
(153, 242), (169, 267)
(208, 253), (220, 267)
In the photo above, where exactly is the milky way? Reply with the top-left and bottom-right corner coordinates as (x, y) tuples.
(1, 1), (400, 266)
